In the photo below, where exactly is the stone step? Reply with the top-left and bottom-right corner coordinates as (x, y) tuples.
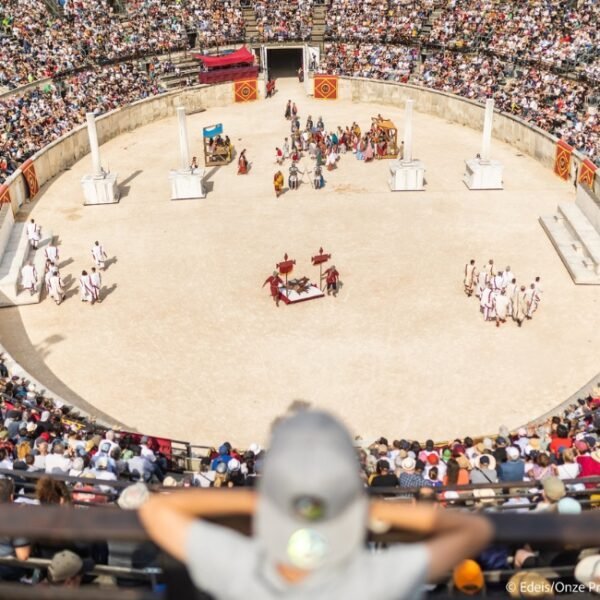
(539, 216), (600, 284)
(0, 225), (55, 306)
(557, 202), (600, 270)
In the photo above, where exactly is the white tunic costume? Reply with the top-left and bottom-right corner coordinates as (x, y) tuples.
(480, 287), (494, 321)
(79, 274), (94, 302)
(476, 271), (488, 298)
(26, 222), (41, 246)
(91, 244), (107, 269)
(48, 274), (65, 304)
(494, 294), (511, 320)
(21, 264), (37, 292)
(45, 245), (59, 263)
(90, 271), (101, 301)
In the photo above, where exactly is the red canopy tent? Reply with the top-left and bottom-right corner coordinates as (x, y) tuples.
(192, 46), (255, 69)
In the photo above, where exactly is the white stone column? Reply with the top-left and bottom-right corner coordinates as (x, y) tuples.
(403, 99), (414, 163)
(85, 112), (102, 178)
(303, 44), (310, 95)
(176, 106), (190, 171)
(481, 99), (494, 162)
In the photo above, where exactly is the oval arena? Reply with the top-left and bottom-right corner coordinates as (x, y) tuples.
(0, 75), (599, 446)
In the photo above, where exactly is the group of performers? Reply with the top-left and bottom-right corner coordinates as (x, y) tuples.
(464, 259), (542, 328)
(205, 134), (232, 163)
(263, 264), (341, 306)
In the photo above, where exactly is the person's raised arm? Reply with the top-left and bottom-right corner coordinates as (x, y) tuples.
(139, 489), (256, 562)
(370, 501), (493, 582)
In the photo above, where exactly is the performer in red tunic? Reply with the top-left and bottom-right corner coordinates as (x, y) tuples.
(238, 149), (248, 174)
(323, 265), (340, 297)
(263, 271), (283, 307)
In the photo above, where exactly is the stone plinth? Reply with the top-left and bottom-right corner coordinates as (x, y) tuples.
(463, 160), (503, 190)
(81, 173), (120, 205)
(169, 169), (206, 200)
(389, 160), (425, 191)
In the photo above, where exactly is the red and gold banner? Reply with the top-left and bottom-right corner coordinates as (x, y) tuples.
(21, 159), (39, 198)
(314, 75), (338, 100)
(234, 78), (258, 102)
(554, 140), (573, 181)
(0, 185), (10, 206)
(578, 158), (597, 188)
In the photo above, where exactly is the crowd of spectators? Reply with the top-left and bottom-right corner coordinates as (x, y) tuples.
(0, 0), (245, 91)
(414, 52), (599, 165)
(253, 0), (313, 42)
(0, 59), (169, 183)
(320, 43), (418, 81)
(1, 0), (599, 183)
(318, 47), (599, 165)
(0, 343), (598, 594)
(427, 0), (599, 76)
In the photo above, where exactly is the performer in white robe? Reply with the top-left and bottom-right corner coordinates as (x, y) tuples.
(493, 289), (511, 327)
(464, 260), (476, 297)
(483, 259), (495, 277)
(533, 276), (543, 295)
(492, 271), (504, 291)
(325, 148), (338, 171)
(505, 278), (517, 316)
(480, 284), (494, 321)
(45, 244), (59, 265)
(525, 284), (540, 319)
(48, 269), (65, 305)
(514, 285), (527, 327)
(91, 241), (107, 270)
(476, 270), (488, 300)
(79, 270), (94, 303)
(21, 262), (37, 295)
(44, 265), (53, 292)
(90, 267), (102, 303)
(502, 266), (514, 288)
(26, 219), (41, 249)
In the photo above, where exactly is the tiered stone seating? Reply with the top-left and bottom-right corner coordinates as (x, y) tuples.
(0, 221), (53, 306)
(540, 185), (600, 284)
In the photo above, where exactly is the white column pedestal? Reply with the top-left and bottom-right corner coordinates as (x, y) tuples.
(463, 159), (504, 190)
(81, 173), (120, 205)
(389, 160), (426, 191)
(169, 169), (206, 200)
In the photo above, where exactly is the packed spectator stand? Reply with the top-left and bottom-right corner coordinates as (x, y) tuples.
(0, 342), (598, 596)
(1, 0), (599, 185)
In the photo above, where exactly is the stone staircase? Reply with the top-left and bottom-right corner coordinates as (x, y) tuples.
(157, 54), (202, 90)
(0, 222), (54, 307)
(311, 3), (328, 48)
(242, 7), (259, 44)
(540, 185), (600, 285)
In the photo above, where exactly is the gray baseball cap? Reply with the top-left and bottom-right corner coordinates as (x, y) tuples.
(254, 411), (367, 571)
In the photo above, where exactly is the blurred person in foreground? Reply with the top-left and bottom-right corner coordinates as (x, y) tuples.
(140, 411), (493, 599)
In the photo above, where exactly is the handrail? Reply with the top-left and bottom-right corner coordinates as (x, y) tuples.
(0, 585), (160, 600)
(0, 503), (599, 546)
(0, 556), (160, 581)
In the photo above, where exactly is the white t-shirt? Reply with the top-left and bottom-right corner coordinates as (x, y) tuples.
(185, 520), (430, 600)
(45, 453), (72, 474)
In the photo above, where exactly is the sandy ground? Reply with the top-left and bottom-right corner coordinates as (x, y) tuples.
(1, 78), (598, 447)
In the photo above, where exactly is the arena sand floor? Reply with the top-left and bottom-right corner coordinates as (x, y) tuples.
(1, 78), (598, 447)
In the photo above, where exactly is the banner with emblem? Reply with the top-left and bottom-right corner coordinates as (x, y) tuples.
(314, 75), (338, 100)
(234, 78), (258, 102)
(578, 158), (597, 188)
(0, 185), (10, 206)
(21, 159), (40, 198)
(553, 140), (573, 181)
